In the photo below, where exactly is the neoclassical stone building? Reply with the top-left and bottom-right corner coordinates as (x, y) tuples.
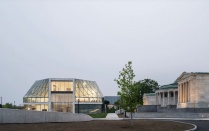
(143, 72), (209, 108)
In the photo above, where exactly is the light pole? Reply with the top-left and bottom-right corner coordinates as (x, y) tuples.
(0, 97), (2, 108)
(78, 99), (80, 113)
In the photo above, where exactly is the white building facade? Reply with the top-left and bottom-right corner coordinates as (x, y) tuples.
(143, 72), (209, 108)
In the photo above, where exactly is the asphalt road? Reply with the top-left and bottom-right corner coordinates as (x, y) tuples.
(179, 120), (209, 131)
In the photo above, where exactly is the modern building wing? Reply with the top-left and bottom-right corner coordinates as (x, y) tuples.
(23, 78), (103, 114)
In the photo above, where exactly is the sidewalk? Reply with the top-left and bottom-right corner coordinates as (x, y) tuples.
(93, 113), (209, 121)
(93, 113), (123, 120)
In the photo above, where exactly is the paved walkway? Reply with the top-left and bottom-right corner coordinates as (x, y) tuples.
(93, 113), (123, 120)
(106, 113), (120, 119)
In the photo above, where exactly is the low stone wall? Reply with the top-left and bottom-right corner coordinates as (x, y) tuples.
(127, 112), (209, 118)
(0, 109), (93, 123)
(137, 105), (157, 112)
(137, 105), (209, 113)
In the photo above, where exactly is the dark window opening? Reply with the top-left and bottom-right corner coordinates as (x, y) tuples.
(164, 93), (167, 97)
(171, 92), (174, 97)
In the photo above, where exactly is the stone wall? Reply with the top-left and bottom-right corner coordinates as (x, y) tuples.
(127, 112), (209, 118)
(0, 109), (92, 123)
(137, 105), (209, 113)
(137, 105), (157, 112)
(143, 94), (156, 105)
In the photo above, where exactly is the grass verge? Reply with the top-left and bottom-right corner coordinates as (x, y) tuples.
(88, 113), (108, 118)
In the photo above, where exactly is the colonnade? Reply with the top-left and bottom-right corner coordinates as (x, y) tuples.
(178, 81), (190, 103)
(156, 90), (178, 106)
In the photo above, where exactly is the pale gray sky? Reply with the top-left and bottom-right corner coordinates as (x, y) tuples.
(0, 0), (209, 105)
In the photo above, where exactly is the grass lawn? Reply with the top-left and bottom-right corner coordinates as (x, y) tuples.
(88, 113), (107, 118)
(0, 120), (194, 131)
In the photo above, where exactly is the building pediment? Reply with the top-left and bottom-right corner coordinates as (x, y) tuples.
(177, 72), (192, 82)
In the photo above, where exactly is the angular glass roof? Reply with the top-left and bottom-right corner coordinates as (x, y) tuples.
(75, 79), (103, 98)
(24, 79), (49, 98)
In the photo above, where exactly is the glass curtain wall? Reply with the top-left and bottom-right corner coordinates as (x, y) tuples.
(23, 79), (49, 111)
(75, 80), (103, 102)
(75, 79), (103, 113)
(51, 81), (73, 91)
(51, 80), (73, 112)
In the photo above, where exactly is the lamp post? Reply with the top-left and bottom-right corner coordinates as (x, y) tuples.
(0, 97), (2, 108)
(78, 99), (80, 113)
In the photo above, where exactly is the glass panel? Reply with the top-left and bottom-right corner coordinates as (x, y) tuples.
(51, 102), (73, 112)
(75, 79), (103, 103)
(75, 104), (102, 114)
(51, 81), (73, 92)
(51, 93), (73, 103)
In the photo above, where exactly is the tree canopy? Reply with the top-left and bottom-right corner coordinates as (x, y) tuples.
(135, 79), (159, 105)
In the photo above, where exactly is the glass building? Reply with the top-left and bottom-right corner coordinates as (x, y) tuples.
(23, 78), (103, 114)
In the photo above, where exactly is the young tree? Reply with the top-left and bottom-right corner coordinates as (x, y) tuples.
(114, 61), (138, 126)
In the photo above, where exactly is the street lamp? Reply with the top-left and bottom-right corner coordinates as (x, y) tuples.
(0, 97), (2, 108)
(78, 99), (80, 113)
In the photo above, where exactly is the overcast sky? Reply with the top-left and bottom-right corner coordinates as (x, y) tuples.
(0, 0), (209, 105)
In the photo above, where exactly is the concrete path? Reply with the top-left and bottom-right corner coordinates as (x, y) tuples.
(106, 113), (120, 119)
(93, 113), (123, 120)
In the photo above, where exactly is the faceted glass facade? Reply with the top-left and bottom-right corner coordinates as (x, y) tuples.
(75, 79), (103, 103)
(23, 78), (103, 113)
(23, 79), (49, 111)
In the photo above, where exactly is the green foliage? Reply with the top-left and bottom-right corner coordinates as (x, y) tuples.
(2, 103), (24, 109)
(114, 61), (139, 113)
(3, 103), (13, 108)
(114, 100), (120, 110)
(135, 79), (159, 105)
(88, 113), (108, 118)
(107, 107), (116, 113)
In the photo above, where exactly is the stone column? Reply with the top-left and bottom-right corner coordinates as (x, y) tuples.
(163, 92), (165, 106)
(156, 93), (158, 105)
(186, 81), (189, 102)
(180, 84), (181, 103)
(183, 83), (185, 103)
(174, 91), (175, 105)
(180, 84), (183, 103)
(184, 82), (187, 103)
(185, 82), (187, 103)
(178, 85), (180, 103)
(159, 93), (161, 105)
(188, 81), (190, 102)
(168, 91), (170, 105)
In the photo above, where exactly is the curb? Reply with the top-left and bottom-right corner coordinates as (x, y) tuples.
(172, 121), (197, 131)
(93, 118), (123, 120)
(124, 117), (209, 120)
